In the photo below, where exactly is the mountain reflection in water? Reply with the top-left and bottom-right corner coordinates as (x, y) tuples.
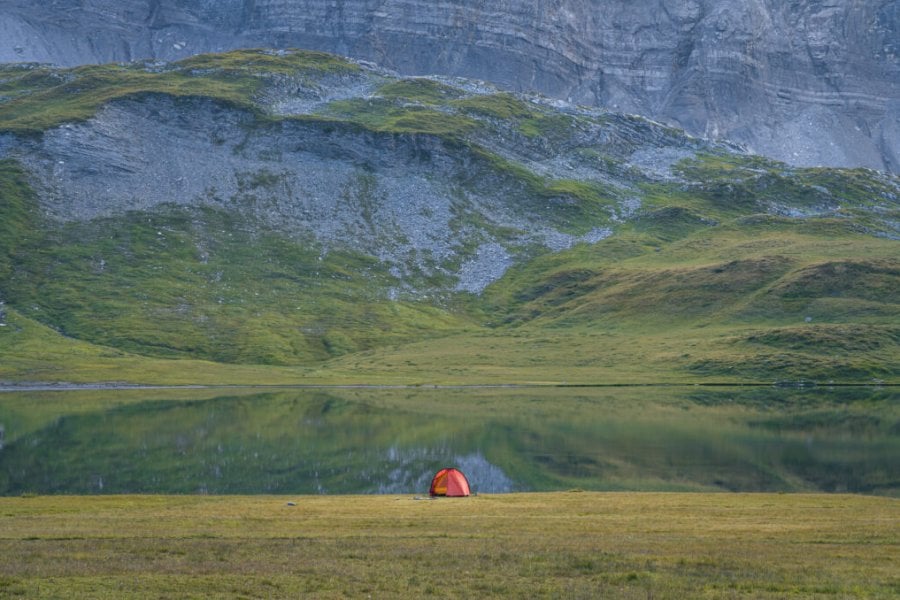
(0, 386), (896, 495)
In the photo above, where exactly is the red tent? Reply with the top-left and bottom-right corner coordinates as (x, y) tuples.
(429, 467), (471, 497)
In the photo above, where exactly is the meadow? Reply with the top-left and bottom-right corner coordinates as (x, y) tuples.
(0, 492), (896, 598)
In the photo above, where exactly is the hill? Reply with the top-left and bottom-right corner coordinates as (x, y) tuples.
(0, 49), (898, 384)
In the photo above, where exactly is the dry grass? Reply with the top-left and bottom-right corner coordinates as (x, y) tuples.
(0, 493), (896, 598)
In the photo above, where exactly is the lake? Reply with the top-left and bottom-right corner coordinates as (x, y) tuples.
(0, 386), (897, 496)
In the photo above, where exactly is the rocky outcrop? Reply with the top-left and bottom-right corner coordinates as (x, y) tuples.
(0, 1), (897, 172)
(13, 92), (636, 294)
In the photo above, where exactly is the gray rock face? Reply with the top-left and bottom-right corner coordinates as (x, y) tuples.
(0, 1), (897, 172)
(20, 97), (476, 285)
(14, 93), (643, 294)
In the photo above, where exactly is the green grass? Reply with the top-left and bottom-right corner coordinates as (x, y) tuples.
(519, 113), (576, 140)
(0, 305), (322, 385)
(462, 146), (617, 232)
(0, 50), (897, 385)
(1, 180), (896, 384)
(376, 78), (466, 104)
(1, 204), (472, 365)
(175, 48), (358, 75)
(479, 223), (898, 324)
(667, 154), (900, 237)
(0, 49), (358, 134)
(1, 203), (896, 384)
(452, 92), (536, 119)
(320, 97), (478, 135)
(0, 493), (896, 598)
(0, 160), (37, 280)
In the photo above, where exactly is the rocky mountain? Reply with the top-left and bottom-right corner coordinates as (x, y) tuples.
(0, 50), (898, 383)
(0, 0), (897, 173)
(0, 51), (705, 306)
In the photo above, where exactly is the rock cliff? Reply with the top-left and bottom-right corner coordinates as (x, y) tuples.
(0, 0), (897, 172)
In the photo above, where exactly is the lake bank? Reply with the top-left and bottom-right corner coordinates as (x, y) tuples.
(0, 492), (896, 598)
(3, 381), (897, 393)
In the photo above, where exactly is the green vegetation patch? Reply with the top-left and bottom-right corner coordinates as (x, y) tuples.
(376, 78), (465, 104)
(0, 64), (71, 100)
(2, 204), (470, 365)
(464, 147), (617, 232)
(321, 97), (477, 135)
(672, 154), (900, 236)
(744, 324), (900, 353)
(519, 113), (576, 140)
(630, 206), (718, 242)
(0, 67), (250, 134)
(451, 92), (575, 141)
(175, 48), (359, 76)
(0, 160), (39, 280)
(452, 92), (536, 119)
(770, 259), (900, 305)
(0, 49), (358, 134)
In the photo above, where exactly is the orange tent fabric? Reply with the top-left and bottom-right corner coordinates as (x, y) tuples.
(429, 468), (471, 497)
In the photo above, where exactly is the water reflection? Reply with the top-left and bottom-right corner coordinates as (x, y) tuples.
(0, 386), (896, 495)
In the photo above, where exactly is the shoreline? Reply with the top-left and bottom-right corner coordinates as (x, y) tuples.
(1, 381), (896, 393)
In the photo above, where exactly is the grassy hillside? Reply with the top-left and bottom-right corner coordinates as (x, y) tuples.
(0, 49), (898, 384)
(2, 201), (470, 365)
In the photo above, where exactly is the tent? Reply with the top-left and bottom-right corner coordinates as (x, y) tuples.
(429, 467), (471, 497)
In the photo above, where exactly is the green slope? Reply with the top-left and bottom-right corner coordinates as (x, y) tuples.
(1, 200), (471, 365)
(0, 50), (898, 384)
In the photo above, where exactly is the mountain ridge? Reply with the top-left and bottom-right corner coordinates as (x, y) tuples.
(1, 0), (897, 173)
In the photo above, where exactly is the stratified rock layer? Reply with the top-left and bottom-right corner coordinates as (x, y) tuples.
(0, 1), (897, 172)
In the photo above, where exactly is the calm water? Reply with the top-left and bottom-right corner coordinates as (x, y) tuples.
(0, 386), (897, 495)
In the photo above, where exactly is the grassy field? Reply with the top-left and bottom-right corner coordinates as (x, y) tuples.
(0, 493), (896, 598)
